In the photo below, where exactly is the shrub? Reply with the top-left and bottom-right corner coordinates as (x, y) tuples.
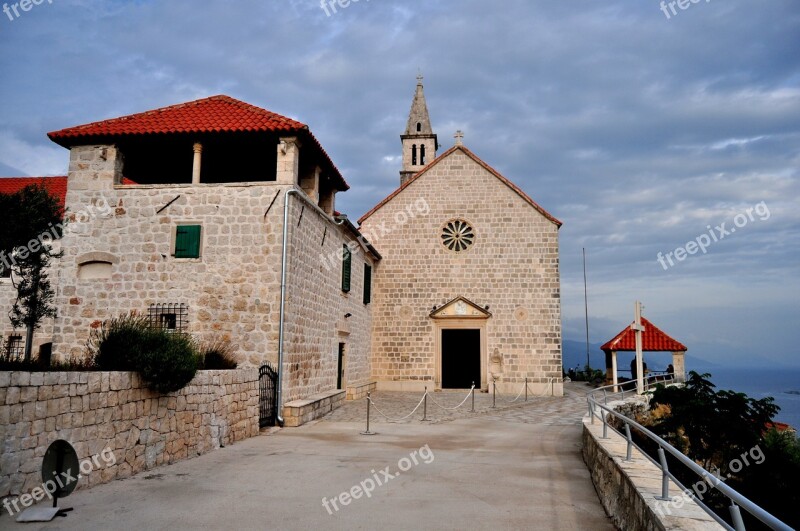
(136, 333), (198, 393)
(0, 349), (96, 371)
(88, 312), (199, 393)
(90, 313), (152, 371)
(198, 337), (238, 370)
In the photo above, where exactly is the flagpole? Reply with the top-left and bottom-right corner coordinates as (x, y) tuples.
(583, 248), (590, 370)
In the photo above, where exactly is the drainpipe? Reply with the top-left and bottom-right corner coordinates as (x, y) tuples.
(277, 189), (347, 426)
(276, 189), (297, 426)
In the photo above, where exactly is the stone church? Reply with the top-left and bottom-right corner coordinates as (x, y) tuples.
(361, 79), (563, 396)
(0, 78), (563, 414)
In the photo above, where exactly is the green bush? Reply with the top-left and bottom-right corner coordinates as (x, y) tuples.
(88, 312), (198, 393)
(90, 313), (152, 371)
(198, 337), (238, 370)
(136, 332), (198, 393)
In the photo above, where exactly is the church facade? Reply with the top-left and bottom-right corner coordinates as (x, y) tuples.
(0, 80), (563, 405)
(362, 79), (563, 395)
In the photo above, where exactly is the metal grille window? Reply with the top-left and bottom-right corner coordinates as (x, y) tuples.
(148, 303), (189, 334)
(3, 335), (23, 361)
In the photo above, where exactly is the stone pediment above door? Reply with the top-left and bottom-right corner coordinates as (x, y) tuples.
(430, 297), (492, 319)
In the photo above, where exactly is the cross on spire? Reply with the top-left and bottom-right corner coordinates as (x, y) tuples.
(454, 130), (464, 146)
(417, 71), (424, 85)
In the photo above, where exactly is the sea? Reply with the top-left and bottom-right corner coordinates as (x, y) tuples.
(689, 366), (800, 431)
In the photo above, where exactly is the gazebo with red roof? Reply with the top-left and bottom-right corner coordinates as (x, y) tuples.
(600, 316), (688, 388)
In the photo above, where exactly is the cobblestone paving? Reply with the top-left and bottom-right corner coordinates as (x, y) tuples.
(323, 381), (592, 425)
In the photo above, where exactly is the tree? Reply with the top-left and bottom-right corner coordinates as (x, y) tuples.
(0, 183), (63, 362)
(649, 371), (779, 472)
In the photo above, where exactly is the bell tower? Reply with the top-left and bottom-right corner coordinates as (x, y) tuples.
(400, 75), (438, 185)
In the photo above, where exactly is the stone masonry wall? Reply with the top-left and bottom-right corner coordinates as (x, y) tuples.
(53, 144), (375, 405)
(360, 147), (562, 394)
(52, 145), (289, 367)
(282, 193), (376, 402)
(0, 369), (258, 499)
(582, 413), (722, 530)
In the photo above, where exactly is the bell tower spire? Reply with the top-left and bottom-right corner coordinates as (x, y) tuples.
(400, 74), (438, 185)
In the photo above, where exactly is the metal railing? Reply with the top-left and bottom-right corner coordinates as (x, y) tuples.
(586, 376), (793, 531)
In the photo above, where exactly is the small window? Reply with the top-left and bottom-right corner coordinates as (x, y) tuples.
(363, 264), (372, 305)
(420, 145), (426, 165)
(3, 335), (23, 361)
(341, 245), (351, 293)
(174, 225), (202, 259)
(148, 303), (188, 334)
(416, 122), (422, 132)
(411, 144), (417, 166)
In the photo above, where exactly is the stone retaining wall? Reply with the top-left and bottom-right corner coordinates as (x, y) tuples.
(582, 415), (723, 530)
(282, 389), (345, 427)
(0, 369), (259, 499)
(346, 381), (376, 401)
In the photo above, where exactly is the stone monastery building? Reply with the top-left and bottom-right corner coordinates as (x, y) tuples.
(0, 79), (564, 409)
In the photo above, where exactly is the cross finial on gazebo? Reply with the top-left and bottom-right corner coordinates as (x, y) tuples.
(454, 130), (464, 146)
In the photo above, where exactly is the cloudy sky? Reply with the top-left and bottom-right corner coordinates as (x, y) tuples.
(1, 0), (798, 368)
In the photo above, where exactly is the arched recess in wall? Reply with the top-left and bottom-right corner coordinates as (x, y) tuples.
(76, 252), (119, 280)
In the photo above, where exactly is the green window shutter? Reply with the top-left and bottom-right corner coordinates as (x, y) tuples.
(363, 264), (372, 305)
(341, 245), (351, 293)
(175, 225), (201, 258)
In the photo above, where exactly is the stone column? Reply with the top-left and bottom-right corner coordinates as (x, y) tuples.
(611, 351), (618, 392)
(192, 143), (203, 184)
(300, 165), (321, 203)
(672, 351), (686, 382)
(277, 137), (301, 185)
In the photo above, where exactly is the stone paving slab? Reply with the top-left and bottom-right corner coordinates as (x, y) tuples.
(326, 382), (591, 426)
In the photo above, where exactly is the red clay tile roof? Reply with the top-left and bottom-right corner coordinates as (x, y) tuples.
(0, 176), (137, 209)
(358, 145), (562, 226)
(47, 95), (348, 190)
(0, 176), (68, 206)
(765, 422), (796, 433)
(600, 317), (687, 352)
(48, 95), (306, 141)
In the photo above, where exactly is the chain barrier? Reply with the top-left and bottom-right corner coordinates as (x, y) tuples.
(427, 385), (476, 411)
(367, 391), (428, 423)
(361, 378), (559, 435)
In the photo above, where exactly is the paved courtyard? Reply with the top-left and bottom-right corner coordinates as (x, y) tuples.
(0, 382), (613, 531)
(327, 382), (587, 426)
